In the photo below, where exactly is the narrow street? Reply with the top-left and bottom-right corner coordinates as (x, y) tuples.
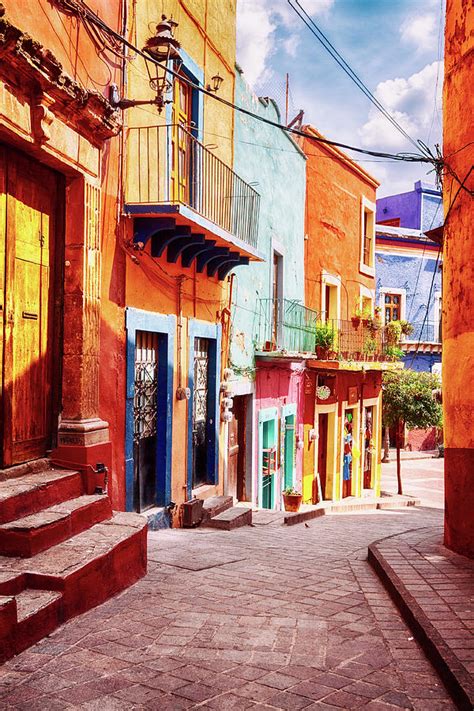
(0, 507), (454, 710)
(381, 457), (444, 509)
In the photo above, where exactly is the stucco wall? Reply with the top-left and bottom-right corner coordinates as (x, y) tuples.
(376, 181), (442, 231)
(230, 70), (306, 379)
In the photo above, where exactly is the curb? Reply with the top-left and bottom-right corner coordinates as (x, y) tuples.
(284, 497), (420, 526)
(368, 541), (474, 711)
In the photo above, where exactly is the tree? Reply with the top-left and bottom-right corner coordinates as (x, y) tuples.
(382, 369), (442, 494)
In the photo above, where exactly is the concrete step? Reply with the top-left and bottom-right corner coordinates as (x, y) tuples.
(0, 468), (83, 524)
(14, 589), (62, 658)
(201, 495), (234, 522)
(0, 494), (113, 557)
(0, 511), (147, 662)
(203, 506), (252, 531)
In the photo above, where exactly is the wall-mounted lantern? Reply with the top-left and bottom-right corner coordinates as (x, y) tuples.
(109, 15), (182, 113)
(206, 73), (224, 93)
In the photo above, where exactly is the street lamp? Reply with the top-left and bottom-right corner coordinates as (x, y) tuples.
(109, 15), (182, 112)
(206, 73), (224, 93)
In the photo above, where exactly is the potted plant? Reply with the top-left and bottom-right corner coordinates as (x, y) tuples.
(314, 322), (336, 359)
(399, 319), (414, 338)
(384, 345), (404, 361)
(351, 304), (362, 329)
(363, 336), (377, 361)
(282, 486), (303, 512)
(361, 305), (373, 328)
(385, 320), (402, 347)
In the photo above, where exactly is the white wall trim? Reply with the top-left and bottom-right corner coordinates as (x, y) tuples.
(360, 196), (376, 277)
(321, 270), (341, 321)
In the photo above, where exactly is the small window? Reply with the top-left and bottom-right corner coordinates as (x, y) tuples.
(384, 294), (400, 323)
(363, 209), (374, 268)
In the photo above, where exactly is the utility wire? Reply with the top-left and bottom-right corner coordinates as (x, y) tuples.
(62, 0), (433, 165)
(406, 199), (443, 322)
(287, 0), (432, 159)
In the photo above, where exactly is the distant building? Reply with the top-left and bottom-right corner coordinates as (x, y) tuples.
(375, 182), (443, 374)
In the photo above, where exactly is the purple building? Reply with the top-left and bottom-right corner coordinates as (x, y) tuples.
(376, 181), (443, 233)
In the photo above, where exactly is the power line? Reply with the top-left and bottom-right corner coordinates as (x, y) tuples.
(406, 199), (443, 321)
(63, 0), (433, 165)
(286, 0), (432, 160)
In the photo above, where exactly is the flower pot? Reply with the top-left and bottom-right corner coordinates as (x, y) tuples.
(362, 318), (370, 328)
(351, 317), (361, 329)
(328, 350), (337, 360)
(283, 493), (303, 512)
(316, 345), (329, 360)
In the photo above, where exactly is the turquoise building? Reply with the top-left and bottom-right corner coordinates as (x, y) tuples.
(226, 67), (307, 509)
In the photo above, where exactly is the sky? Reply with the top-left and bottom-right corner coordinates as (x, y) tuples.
(236, 0), (444, 197)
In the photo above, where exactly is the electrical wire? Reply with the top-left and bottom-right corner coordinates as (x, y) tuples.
(60, 0), (433, 165)
(406, 199), (443, 321)
(286, 0), (432, 160)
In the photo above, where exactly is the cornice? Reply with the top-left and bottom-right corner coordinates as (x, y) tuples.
(0, 5), (121, 147)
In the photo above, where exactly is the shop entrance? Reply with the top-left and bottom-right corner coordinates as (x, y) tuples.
(342, 409), (356, 498)
(0, 146), (62, 467)
(318, 413), (329, 498)
(228, 395), (248, 501)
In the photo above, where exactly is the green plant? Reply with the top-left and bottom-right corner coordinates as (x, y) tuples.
(385, 320), (402, 346)
(382, 369), (442, 493)
(364, 337), (377, 355)
(314, 322), (336, 349)
(384, 345), (404, 360)
(283, 486), (301, 496)
(399, 319), (414, 337)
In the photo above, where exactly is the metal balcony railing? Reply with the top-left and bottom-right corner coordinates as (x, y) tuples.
(126, 124), (260, 249)
(256, 299), (321, 354)
(256, 299), (392, 361)
(404, 321), (442, 344)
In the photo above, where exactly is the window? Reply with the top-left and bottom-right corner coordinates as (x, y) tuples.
(272, 251), (283, 344)
(360, 197), (376, 276)
(384, 293), (401, 323)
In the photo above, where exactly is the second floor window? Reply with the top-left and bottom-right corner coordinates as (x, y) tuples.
(384, 293), (400, 323)
(363, 209), (373, 267)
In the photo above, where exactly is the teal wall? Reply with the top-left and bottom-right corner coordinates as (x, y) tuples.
(230, 68), (307, 381)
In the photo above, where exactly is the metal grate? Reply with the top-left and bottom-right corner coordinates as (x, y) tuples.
(134, 331), (159, 443)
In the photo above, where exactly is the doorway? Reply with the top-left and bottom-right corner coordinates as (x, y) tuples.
(258, 407), (278, 509)
(318, 412), (329, 498)
(0, 146), (62, 467)
(363, 406), (374, 489)
(228, 395), (248, 501)
(133, 331), (159, 512)
(342, 408), (356, 498)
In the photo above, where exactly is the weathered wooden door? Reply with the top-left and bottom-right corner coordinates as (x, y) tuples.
(228, 410), (239, 499)
(1, 148), (58, 466)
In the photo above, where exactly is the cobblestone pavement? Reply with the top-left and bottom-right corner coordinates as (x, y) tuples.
(0, 507), (456, 710)
(381, 458), (444, 509)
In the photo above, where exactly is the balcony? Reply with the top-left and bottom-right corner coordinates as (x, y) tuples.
(402, 321), (442, 353)
(256, 299), (392, 363)
(124, 125), (262, 279)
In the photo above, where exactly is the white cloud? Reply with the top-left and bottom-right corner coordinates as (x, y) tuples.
(359, 61), (443, 153)
(236, 0), (334, 87)
(400, 12), (438, 54)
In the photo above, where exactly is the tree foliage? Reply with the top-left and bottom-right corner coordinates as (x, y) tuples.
(382, 369), (442, 430)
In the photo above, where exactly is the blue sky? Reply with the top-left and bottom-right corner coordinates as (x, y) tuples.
(236, 0), (444, 196)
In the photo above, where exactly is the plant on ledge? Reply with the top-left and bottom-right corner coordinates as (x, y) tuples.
(385, 320), (403, 346)
(363, 336), (377, 360)
(399, 319), (414, 337)
(384, 345), (404, 361)
(314, 322), (336, 359)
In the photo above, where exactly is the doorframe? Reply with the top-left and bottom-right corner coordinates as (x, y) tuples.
(125, 307), (175, 511)
(281, 403), (296, 497)
(361, 396), (380, 493)
(315, 402), (338, 501)
(187, 319), (221, 499)
(257, 406), (278, 509)
(340, 402), (360, 499)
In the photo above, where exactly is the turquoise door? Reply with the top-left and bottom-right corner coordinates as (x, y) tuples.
(258, 407), (278, 510)
(283, 414), (295, 488)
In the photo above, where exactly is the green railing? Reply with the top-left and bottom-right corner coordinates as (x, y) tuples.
(256, 299), (321, 353)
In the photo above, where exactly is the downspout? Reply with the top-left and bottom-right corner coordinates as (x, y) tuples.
(220, 272), (234, 497)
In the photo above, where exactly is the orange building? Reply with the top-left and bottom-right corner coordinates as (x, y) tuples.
(298, 126), (384, 505)
(443, 0), (474, 556)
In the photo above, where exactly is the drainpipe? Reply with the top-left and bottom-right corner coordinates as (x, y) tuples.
(221, 273), (234, 497)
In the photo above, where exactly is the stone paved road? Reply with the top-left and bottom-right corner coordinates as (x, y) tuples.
(0, 508), (455, 710)
(381, 458), (444, 509)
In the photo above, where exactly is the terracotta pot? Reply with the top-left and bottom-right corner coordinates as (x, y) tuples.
(351, 317), (361, 329)
(283, 493), (303, 512)
(316, 345), (329, 360)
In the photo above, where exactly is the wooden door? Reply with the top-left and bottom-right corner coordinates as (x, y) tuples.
(228, 410), (238, 500)
(171, 76), (192, 203)
(318, 413), (328, 498)
(2, 149), (58, 466)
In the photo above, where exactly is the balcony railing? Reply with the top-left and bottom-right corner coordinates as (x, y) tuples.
(126, 124), (260, 249)
(257, 299), (321, 354)
(256, 299), (392, 361)
(404, 321), (442, 344)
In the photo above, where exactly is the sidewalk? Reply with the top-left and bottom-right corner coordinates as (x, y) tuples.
(369, 527), (474, 711)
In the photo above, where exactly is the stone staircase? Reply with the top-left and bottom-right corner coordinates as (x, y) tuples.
(0, 463), (147, 663)
(201, 496), (253, 531)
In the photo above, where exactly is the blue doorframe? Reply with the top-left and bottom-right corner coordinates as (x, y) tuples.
(187, 319), (222, 499)
(125, 308), (175, 511)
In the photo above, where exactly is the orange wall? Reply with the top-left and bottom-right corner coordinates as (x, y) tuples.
(300, 129), (378, 318)
(442, 0), (474, 556)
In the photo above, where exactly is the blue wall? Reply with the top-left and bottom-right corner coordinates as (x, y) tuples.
(402, 352), (441, 373)
(230, 69), (307, 377)
(376, 181), (442, 231)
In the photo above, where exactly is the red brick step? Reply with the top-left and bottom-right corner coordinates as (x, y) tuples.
(0, 469), (83, 525)
(0, 494), (113, 557)
(204, 506), (252, 530)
